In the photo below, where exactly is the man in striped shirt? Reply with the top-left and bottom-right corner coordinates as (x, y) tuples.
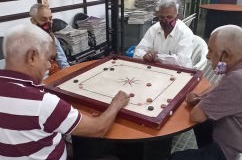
(0, 24), (130, 160)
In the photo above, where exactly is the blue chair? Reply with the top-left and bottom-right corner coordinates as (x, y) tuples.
(126, 46), (136, 57)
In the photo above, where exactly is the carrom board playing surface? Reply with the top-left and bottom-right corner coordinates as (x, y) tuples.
(46, 56), (203, 129)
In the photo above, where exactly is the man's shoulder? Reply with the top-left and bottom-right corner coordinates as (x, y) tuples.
(176, 20), (192, 30)
(174, 20), (194, 36)
(149, 22), (161, 31)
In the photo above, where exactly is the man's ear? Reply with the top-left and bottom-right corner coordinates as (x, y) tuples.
(221, 50), (230, 62)
(26, 48), (39, 66)
(30, 18), (37, 25)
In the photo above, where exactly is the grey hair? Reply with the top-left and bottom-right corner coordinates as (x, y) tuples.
(29, 3), (49, 18)
(3, 23), (53, 60)
(155, 0), (179, 13)
(211, 25), (242, 56)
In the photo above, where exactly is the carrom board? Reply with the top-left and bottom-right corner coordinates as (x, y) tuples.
(45, 55), (203, 129)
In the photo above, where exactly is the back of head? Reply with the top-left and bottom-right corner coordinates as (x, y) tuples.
(211, 25), (242, 56)
(3, 23), (53, 62)
(155, 0), (179, 13)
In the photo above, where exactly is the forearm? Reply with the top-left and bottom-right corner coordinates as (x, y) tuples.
(71, 91), (129, 137)
(95, 104), (121, 135)
(198, 85), (216, 97)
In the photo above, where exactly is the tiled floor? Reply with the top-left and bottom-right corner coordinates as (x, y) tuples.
(171, 130), (198, 153)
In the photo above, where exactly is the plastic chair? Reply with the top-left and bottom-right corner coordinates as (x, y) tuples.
(182, 13), (196, 27)
(126, 46), (135, 57)
(191, 35), (208, 70)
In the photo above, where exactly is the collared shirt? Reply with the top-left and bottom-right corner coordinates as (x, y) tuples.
(55, 37), (70, 69)
(134, 20), (194, 68)
(0, 70), (81, 160)
(200, 61), (242, 160)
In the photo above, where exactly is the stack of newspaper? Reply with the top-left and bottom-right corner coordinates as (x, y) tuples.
(54, 26), (89, 56)
(127, 10), (154, 24)
(76, 16), (107, 46)
(134, 0), (157, 10)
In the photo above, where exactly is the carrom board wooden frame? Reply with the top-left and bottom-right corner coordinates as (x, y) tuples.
(45, 55), (203, 129)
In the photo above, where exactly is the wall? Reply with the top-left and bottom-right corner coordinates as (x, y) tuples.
(0, 0), (35, 36)
(0, 0), (105, 36)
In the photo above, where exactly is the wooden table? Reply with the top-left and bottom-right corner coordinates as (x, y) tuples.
(199, 4), (242, 38)
(44, 60), (211, 160)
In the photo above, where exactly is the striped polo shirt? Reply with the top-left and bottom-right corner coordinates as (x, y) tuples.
(0, 70), (81, 160)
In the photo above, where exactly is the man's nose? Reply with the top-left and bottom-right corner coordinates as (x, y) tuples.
(163, 17), (168, 21)
(47, 18), (52, 23)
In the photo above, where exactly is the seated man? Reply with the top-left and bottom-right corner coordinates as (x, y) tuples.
(134, 0), (194, 68)
(170, 25), (242, 160)
(0, 24), (130, 159)
(29, 3), (70, 74)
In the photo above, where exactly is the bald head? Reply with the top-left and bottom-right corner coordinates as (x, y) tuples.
(207, 25), (242, 72)
(210, 25), (242, 57)
(3, 23), (53, 61)
(155, 0), (179, 13)
(3, 24), (54, 83)
(29, 3), (50, 18)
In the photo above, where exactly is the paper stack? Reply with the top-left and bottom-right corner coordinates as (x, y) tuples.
(76, 17), (107, 46)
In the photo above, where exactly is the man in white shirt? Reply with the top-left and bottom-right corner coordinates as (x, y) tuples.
(134, 0), (194, 68)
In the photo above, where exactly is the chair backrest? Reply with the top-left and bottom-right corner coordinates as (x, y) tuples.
(184, 16), (196, 27)
(182, 13), (196, 27)
(191, 35), (208, 70)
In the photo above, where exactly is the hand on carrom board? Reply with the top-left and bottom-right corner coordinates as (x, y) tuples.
(143, 51), (156, 62)
(91, 91), (130, 117)
(110, 91), (130, 110)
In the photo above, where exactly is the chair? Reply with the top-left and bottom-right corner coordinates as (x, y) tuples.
(191, 35), (208, 70)
(182, 13), (196, 27)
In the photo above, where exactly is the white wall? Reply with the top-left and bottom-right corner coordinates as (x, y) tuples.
(87, 4), (106, 18)
(0, 0), (105, 36)
(0, 0), (36, 36)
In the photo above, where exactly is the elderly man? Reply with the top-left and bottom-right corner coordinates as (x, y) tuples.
(134, 0), (194, 68)
(170, 25), (242, 160)
(29, 3), (70, 74)
(0, 24), (130, 159)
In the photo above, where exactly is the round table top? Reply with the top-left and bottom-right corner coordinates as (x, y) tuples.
(199, 4), (242, 11)
(44, 60), (211, 140)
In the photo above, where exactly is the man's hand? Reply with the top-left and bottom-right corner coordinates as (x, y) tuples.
(186, 92), (201, 107)
(110, 91), (130, 110)
(143, 51), (156, 62)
